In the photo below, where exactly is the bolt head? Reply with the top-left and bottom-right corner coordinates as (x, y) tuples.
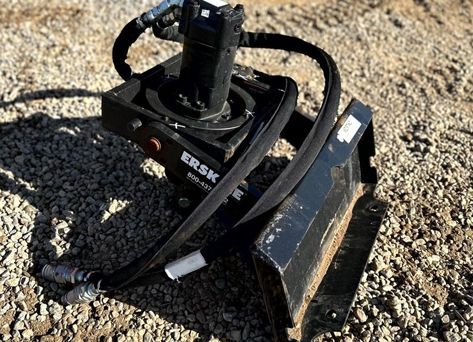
(145, 137), (162, 155)
(195, 101), (205, 110)
(127, 118), (143, 132)
(177, 94), (188, 103)
(178, 197), (191, 209)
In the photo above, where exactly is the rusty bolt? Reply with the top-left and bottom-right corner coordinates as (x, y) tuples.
(145, 137), (162, 155)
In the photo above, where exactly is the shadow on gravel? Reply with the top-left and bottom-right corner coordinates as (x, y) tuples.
(0, 91), (277, 340)
(0, 88), (101, 109)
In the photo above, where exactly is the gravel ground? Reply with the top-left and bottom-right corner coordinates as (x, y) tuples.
(0, 0), (472, 341)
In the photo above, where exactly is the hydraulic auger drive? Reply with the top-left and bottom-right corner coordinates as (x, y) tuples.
(41, 1), (387, 340)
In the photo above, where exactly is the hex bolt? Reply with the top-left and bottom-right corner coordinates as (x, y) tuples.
(178, 93), (187, 103)
(127, 118), (143, 132)
(195, 101), (205, 110)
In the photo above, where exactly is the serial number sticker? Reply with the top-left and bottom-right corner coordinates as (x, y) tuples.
(201, 9), (210, 18)
(337, 115), (362, 144)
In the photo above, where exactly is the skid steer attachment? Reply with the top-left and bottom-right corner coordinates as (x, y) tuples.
(40, 1), (387, 340)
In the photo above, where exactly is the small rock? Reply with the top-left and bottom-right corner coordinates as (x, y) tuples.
(354, 308), (368, 323)
(13, 320), (25, 331)
(55, 221), (68, 231)
(441, 314), (450, 324)
(22, 329), (34, 339)
(230, 330), (241, 341)
(196, 311), (206, 324)
(143, 332), (153, 342)
(223, 311), (235, 322)
(428, 255), (441, 264)
(108, 200), (119, 214)
(7, 277), (20, 287)
(39, 304), (48, 316)
(215, 279), (226, 290)
(214, 324), (224, 335)
(14, 155), (25, 164)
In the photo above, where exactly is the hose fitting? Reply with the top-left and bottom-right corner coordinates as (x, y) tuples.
(62, 281), (103, 305)
(42, 264), (96, 285)
(137, 0), (185, 29)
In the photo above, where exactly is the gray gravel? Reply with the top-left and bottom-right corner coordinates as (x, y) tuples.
(1, 0), (472, 341)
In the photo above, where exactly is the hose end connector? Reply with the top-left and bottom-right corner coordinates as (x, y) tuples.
(137, 0), (185, 29)
(41, 264), (95, 285)
(62, 282), (103, 305)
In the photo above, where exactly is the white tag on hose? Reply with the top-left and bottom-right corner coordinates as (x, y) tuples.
(165, 250), (208, 280)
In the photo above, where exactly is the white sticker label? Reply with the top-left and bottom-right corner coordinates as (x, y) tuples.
(165, 250), (208, 280)
(337, 115), (362, 144)
(203, 0), (228, 8)
(201, 9), (210, 18)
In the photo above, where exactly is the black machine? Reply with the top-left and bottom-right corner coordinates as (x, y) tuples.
(42, 1), (387, 340)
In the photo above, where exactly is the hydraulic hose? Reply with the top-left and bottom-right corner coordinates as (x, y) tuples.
(112, 4), (183, 81)
(112, 19), (147, 81)
(234, 32), (341, 231)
